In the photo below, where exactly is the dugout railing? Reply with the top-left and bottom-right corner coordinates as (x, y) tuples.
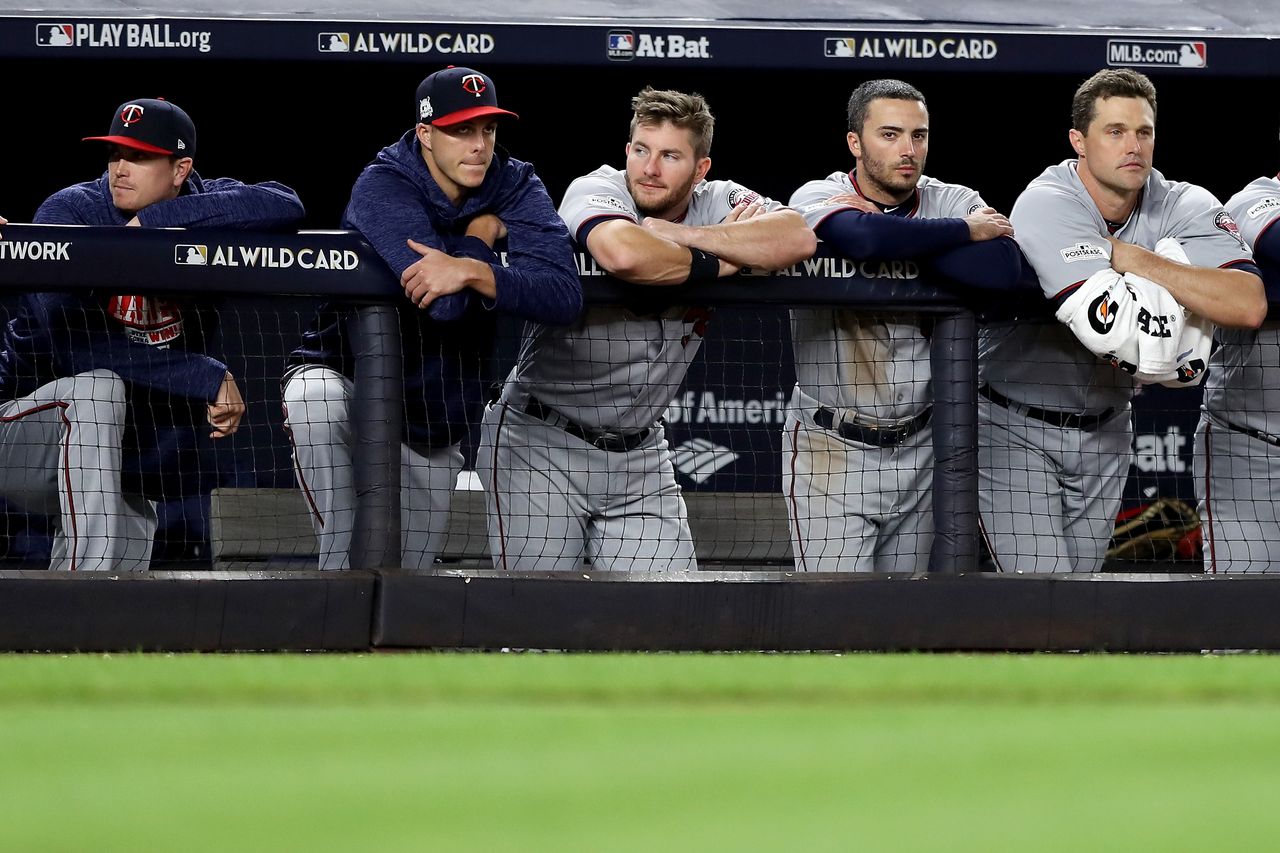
(2, 223), (1280, 652)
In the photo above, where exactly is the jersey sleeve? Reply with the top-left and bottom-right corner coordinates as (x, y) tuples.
(557, 171), (638, 244)
(1225, 179), (1280, 251)
(1163, 184), (1254, 270)
(697, 179), (783, 223)
(788, 178), (848, 229)
(1010, 183), (1110, 299)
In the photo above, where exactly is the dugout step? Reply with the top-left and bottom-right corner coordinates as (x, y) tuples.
(0, 569), (375, 652)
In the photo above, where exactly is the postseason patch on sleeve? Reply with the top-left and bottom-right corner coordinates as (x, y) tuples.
(1246, 197), (1280, 219)
(587, 194), (632, 214)
(1059, 242), (1109, 264)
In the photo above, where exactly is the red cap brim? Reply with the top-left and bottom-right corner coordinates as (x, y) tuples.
(431, 106), (519, 127)
(82, 135), (175, 155)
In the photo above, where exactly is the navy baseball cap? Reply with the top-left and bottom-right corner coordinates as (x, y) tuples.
(84, 98), (196, 156)
(415, 67), (518, 127)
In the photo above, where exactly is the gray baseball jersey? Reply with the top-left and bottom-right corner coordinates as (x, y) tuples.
(1206, 176), (1280, 433)
(506, 165), (779, 432)
(983, 161), (1252, 412)
(1195, 176), (1280, 573)
(789, 171), (983, 419)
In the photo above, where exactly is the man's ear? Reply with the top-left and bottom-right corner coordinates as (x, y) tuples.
(173, 157), (194, 186)
(694, 156), (711, 184)
(847, 131), (862, 159)
(417, 122), (433, 150)
(1068, 128), (1086, 158)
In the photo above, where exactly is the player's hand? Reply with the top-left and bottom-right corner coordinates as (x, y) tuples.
(641, 216), (693, 245)
(208, 372), (245, 439)
(723, 198), (766, 222)
(825, 193), (881, 214)
(465, 214), (507, 248)
(964, 207), (1014, 241)
(402, 239), (477, 309)
(0, 214), (7, 238)
(1106, 236), (1155, 275)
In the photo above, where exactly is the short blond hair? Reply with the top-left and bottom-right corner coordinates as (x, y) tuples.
(629, 87), (715, 159)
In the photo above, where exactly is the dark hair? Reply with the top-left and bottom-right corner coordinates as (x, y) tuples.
(846, 79), (927, 134)
(629, 87), (715, 159)
(1071, 69), (1157, 133)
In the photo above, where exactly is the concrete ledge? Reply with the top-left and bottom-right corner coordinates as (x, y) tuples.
(0, 570), (375, 651)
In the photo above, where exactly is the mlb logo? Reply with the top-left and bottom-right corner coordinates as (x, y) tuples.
(174, 244), (208, 266)
(824, 38), (856, 58)
(36, 24), (74, 47)
(318, 32), (350, 52)
(607, 30), (635, 61)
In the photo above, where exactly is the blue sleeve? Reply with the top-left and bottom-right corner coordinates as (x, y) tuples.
(342, 166), (472, 322)
(816, 209), (971, 259)
(1250, 223), (1280, 308)
(136, 178), (305, 229)
(926, 237), (1038, 292)
(28, 292), (227, 400)
(487, 172), (584, 325)
(34, 186), (112, 226)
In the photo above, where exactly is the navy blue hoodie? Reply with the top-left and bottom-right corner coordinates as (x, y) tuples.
(290, 130), (581, 448)
(0, 170), (305, 496)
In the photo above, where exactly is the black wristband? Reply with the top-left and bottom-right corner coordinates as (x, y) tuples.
(684, 247), (721, 283)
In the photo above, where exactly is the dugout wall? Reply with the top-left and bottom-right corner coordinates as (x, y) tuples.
(1, 2), (1279, 650)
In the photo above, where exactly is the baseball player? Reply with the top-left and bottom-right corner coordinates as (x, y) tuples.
(980, 69), (1265, 573)
(283, 66), (581, 570)
(478, 86), (815, 572)
(786, 79), (1024, 572)
(0, 97), (304, 571)
(1196, 173), (1280, 571)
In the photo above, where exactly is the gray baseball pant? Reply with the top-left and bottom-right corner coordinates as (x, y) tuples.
(978, 397), (1131, 573)
(1195, 414), (1280, 573)
(477, 400), (697, 572)
(782, 407), (933, 573)
(282, 365), (463, 570)
(0, 369), (153, 571)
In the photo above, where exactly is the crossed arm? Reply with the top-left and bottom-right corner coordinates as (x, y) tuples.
(1108, 238), (1266, 329)
(585, 204), (816, 287)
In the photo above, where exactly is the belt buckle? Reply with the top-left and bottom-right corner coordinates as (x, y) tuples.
(590, 431), (628, 452)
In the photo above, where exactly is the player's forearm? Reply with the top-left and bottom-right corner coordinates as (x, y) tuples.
(139, 181), (306, 229)
(1119, 250), (1266, 328)
(927, 237), (1033, 291)
(678, 209), (816, 271)
(587, 223), (696, 286)
(817, 209), (970, 260)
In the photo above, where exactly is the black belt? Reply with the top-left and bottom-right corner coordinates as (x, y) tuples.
(979, 385), (1116, 433)
(813, 405), (932, 447)
(1224, 419), (1280, 449)
(523, 398), (651, 452)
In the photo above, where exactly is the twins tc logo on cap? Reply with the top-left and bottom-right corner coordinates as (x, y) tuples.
(83, 97), (197, 157)
(414, 66), (518, 127)
(120, 104), (145, 126)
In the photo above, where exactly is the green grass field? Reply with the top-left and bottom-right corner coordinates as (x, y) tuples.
(1, 653), (1278, 852)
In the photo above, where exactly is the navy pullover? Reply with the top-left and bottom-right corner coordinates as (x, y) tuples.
(0, 170), (305, 496)
(289, 131), (582, 448)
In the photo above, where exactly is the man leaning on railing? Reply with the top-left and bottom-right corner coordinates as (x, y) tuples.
(0, 97), (304, 571)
